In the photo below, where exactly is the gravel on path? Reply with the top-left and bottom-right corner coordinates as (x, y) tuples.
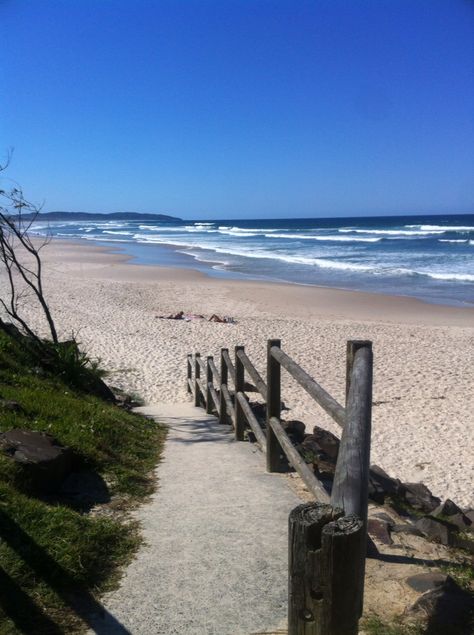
(87, 402), (300, 635)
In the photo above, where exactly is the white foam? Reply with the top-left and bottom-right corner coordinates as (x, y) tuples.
(218, 226), (279, 233)
(438, 239), (468, 243)
(139, 225), (186, 232)
(406, 224), (474, 232)
(102, 230), (135, 236)
(339, 228), (445, 236)
(266, 233), (381, 242)
(422, 271), (474, 282)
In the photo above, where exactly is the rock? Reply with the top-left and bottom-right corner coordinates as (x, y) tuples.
(249, 401), (266, 420)
(406, 572), (449, 594)
(445, 512), (472, 532)
(373, 512), (396, 527)
(432, 501), (472, 532)
(299, 426), (340, 475)
(0, 429), (78, 493)
(311, 426), (339, 459)
(246, 430), (257, 444)
(452, 535), (474, 554)
(282, 420), (306, 443)
(0, 399), (22, 412)
(249, 401), (287, 421)
(406, 575), (474, 631)
(464, 509), (474, 533)
(368, 477), (386, 504)
(367, 518), (393, 545)
(433, 499), (463, 517)
(415, 515), (458, 546)
(369, 464), (404, 497)
(403, 482), (441, 513)
(391, 523), (424, 537)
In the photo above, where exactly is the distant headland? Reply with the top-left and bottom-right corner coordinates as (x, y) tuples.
(24, 211), (182, 222)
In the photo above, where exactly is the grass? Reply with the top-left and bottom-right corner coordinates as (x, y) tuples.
(362, 616), (424, 635)
(0, 329), (166, 634)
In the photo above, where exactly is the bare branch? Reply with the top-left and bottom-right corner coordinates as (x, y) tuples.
(0, 160), (58, 343)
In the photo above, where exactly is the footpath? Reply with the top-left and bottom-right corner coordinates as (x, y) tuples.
(88, 402), (301, 635)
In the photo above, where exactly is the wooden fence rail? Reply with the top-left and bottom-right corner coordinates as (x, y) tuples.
(186, 339), (373, 635)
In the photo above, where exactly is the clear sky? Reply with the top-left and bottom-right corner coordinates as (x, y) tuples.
(1, 0), (473, 220)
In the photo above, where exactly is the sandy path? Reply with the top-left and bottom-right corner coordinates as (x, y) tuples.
(87, 403), (300, 635)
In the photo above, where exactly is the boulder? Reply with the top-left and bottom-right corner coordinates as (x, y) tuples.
(433, 498), (463, 517)
(452, 534), (474, 554)
(311, 426), (339, 459)
(415, 515), (458, 546)
(0, 429), (78, 493)
(402, 482), (441, 513)
(369, 464), (404, 498)
(406, 572), (449, 594)
(282, 420), (306, 443)
(367, 517), (393, 545)
(299, 426), (340, 475)
(406, 575), (474, 631)
(368, 477), (386, 504)
(391, 523), (425, 537)
(464, 509), (474, 533)
(432, 500), (472, 532)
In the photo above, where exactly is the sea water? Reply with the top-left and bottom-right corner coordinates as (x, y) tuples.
(32, 213), (474, 307)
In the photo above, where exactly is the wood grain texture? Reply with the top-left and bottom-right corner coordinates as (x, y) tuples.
(236, 392), (267, 451)
(219, 348), (229, 425)
(236, 349), (268, 401)
(234, 346), (246, 441)
(266, 339), (282, 473)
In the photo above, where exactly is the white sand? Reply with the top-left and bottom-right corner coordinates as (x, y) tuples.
(14, 240), (474, 508)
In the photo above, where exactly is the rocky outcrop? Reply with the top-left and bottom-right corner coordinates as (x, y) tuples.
(0, 429), (79, 493)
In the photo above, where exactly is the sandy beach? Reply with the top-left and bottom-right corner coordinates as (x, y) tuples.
(18, 239), (474, 508)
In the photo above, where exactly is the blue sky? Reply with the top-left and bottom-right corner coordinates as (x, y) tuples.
(1, 0), (473, 219)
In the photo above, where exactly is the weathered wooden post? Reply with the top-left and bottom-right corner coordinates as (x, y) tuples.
(186, 353), (192, 394)
(288, 341), (373, 635)
(206, 356), (214, 415)
(234, 346), (246, 441)
(345, 340), (372, 406)
(334, 341), (373, 523)
(266, 339), (282, 472)
(194, 352), (202, 407)
(219, 348), (228, 425)
(331, 341), (373, 625)
(288, 503), (365, 635)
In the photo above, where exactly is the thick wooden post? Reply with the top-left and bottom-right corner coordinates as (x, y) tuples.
(206, 356), (213, 415)
(288, 503), (363, 635)
(186, 354), (192, 394)
(345, 340), (372, 407)
(219, 348), (228, 425)
(334, 342), (373, 522)
(332, 342), (373, 620)
(266, 339), (282, 472)
(234, 346), (245, 440)
(194, 352), (201, 407)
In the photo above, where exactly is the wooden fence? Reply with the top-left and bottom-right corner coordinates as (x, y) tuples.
(187, 339), (373, 635)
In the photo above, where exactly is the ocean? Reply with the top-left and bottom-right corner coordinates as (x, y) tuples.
(33, 213), (474, 307)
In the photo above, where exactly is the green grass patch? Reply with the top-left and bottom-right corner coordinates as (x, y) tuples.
(362, 616), (424, 635)
(0, 329), (166, 633)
